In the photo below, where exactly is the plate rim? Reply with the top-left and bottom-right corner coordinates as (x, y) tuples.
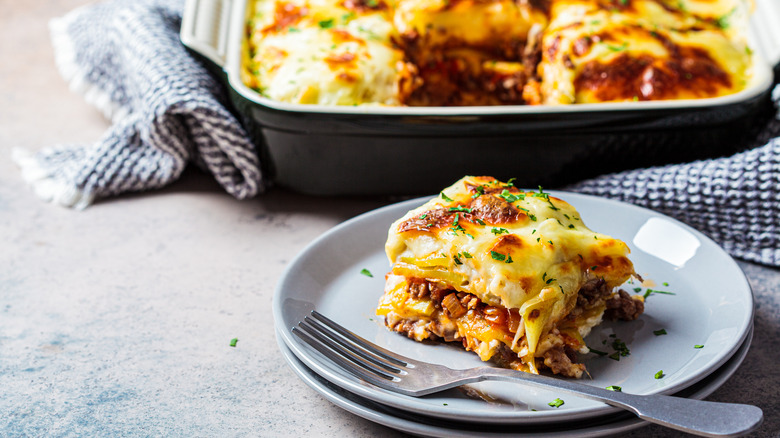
(275, 324), (755, 437)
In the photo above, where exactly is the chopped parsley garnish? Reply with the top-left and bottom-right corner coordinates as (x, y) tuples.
(653, 329), (667, 336)
(461, 251), (473, 258)
(491, 251), (513, 263)
(449, 206), (472, 213)
(716, 7), (736, 29)
(453, 255), (463, 265)
(528, 214), (537, 221)
(360, 268), (373, 277)
(449, 214), (474, 238)
(694, 344), (704, 349)
(606, 42), (628, 52)
(654, 370), (665, 379)
(606, 337), (631, 361)
(545, 277), (557, 284)
(440, 191), (454, 202)
(531, 186), (559, 210)
(491, 227), (510, 235)
(548, 398), (564, 408)
(229, 338), (238, 347)
(633, 287), (642, 292)
(471, 185), (485, 198)
(663, 282), (669, 286)
(643, 288), (676, 299)
(499, 189), (524, 203)
(317, 18), (335, 29)
(568, 224), (575, 229)
(287, 27), (300, 32)
(589, 348), (608, 356)
(606, 385), (622, 392)
(506, 178), (516, 187)
(473, 218), (486, 225)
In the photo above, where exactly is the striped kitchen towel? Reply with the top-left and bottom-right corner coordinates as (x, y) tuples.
(13, 0), (263, 209)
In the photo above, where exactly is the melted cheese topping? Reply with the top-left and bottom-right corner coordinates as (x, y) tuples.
(242, 0), (409, 105)
(383, 176), (636, 357)
(540, 0), (752, 104)
(242, 0), (754, 105)
(393, 0), (547, 50)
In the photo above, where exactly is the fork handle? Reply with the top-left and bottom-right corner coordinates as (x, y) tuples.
(470, 367), (763, 437)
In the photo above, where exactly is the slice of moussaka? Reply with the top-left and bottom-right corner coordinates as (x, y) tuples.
(376, 176), (645, 377)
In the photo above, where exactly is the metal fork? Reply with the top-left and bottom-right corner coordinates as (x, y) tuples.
(292, 310), (763, 437)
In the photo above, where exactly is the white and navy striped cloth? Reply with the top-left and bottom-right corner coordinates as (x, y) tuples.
(14, 0), (262, 209)
(13, 0), (780, 266)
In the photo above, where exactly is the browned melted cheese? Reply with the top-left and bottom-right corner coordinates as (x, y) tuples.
(243, 0), (753, 105)
(539, 0), (752, 104)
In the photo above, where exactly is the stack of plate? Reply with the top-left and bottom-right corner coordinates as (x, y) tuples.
(273, 193), (755, 437)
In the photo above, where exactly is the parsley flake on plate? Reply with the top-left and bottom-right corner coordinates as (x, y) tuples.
(548, 398), (564, 408)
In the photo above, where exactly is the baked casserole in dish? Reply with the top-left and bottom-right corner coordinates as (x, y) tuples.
(181, 0), (779, 195)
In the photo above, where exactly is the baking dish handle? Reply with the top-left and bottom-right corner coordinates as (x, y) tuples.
(180, 0), (233, 68)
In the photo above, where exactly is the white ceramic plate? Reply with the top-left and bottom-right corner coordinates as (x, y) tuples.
(273, 192), (754, 425)
(276, 324), (753, 437)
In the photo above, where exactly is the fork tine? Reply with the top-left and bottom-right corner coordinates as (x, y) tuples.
(291, 326), (401, 392)
(302, 316), (404, 374)
(310, 310), (409, 367)
(292, 323), (399, 386)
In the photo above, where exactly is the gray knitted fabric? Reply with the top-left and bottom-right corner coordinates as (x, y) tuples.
(568, 85), (780, 267)
(13, 0), (263, 209)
